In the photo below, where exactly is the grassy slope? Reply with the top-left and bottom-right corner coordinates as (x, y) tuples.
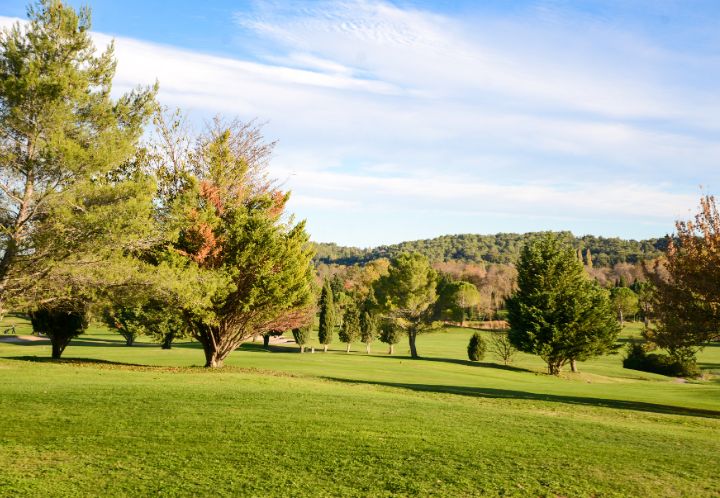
(0, 319), (719, 497)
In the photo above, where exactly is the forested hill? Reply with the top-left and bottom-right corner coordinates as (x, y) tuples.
(313, 232), (669, 268)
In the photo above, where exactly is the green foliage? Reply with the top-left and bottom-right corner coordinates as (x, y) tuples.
(318, 280), (335, 348)
(150, 116), (315, 367)
(467, 332), (486, 361)
(507, 234), (621, 375)
(102, 300), (186, 349)
(338, 300), (361, 351)
(610, 287), (639, 325)
(623, 342), (699, 378)
(314, 232), (665, 267)
(374, 252), (439, 358)
(29, 302), (88, 358)
(378, 318), (404, 353)
(0, 0), (157, 309)
(360, 311), (377, 345)
(292, 326), (310, 351)
(435, 278), (480, 322)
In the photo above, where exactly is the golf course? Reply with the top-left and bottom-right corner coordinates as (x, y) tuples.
(1, 319), (718, 497)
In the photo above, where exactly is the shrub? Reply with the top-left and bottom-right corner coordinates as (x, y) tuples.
(467, 332), (486, 362)
(623, 342), (699, 377)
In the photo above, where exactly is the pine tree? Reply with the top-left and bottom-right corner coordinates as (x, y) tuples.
(373, 253), (439, 359)
(585, 248), (593, 268)
(0, 1), (157, 311)
(292, 326), (311, 353)
(318, 280), (335, 352)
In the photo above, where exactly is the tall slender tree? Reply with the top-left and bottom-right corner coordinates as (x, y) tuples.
(360, 311), (377, 354)
(318, 280), (335, 352)
(338, 300), (360, 353)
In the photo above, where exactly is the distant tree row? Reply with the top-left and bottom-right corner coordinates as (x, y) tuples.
(314, 232), (667, 268)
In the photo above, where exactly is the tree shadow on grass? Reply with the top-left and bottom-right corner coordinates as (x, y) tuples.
(1, 355), (147, 367)
(367, 353), (533, 374)
(324, 377), (720, 420)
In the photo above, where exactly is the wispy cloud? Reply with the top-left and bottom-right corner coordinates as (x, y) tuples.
(2, 2), (717, 246)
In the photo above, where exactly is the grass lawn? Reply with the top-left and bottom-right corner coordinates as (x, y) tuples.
(1, 319), (719, 496)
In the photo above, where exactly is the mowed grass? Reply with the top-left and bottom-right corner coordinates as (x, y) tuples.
(1, 319), (719, 497)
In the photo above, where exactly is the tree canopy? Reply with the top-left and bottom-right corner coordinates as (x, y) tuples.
(507, 234), (620, 375)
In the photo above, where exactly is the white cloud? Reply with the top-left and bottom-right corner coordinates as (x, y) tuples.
(2, 3), (717, 246)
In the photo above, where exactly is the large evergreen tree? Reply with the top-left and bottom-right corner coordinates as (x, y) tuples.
(0, 1), (157, 311)
(152, 116), (315, 367)
(507, 234), (620, 375)
(373, 252), (438, 359)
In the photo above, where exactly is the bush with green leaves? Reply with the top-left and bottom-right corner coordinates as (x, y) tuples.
(29, 302), (89, 359)
(623, 342), (699, 378)
(467, 332), (487, 361)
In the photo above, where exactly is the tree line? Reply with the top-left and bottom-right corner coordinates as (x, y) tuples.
(314, 232), (667, 267)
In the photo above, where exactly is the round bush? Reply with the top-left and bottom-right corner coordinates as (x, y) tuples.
(467, 332), (487, 362)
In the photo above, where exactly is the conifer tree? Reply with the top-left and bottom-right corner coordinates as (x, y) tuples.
(507, 234), (620, 375)
(360, 311), (377, 354)
(374, 253), (439, 359)
(318, 280), (335, 352)
(585, 248), (593, 268)
(0, 1), (157, 311)
(339, 300), (360, 353)
(379, 318), (403, 355)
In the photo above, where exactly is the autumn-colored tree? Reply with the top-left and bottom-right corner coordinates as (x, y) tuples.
(152, 115), (315, 367)
(646, 195), (720, 363)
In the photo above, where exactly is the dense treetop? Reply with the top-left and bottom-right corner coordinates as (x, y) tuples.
(314, 232), (667, 268)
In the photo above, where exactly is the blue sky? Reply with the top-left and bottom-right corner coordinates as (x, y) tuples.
(2, 1), (720, 247)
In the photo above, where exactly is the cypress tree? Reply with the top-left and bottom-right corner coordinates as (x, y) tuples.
(318, 280), (335, 352)
(339, 300), (361, 353)
(360, 311), (377, 354)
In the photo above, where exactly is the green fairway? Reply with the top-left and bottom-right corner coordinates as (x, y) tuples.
(1, 320), (719, 497)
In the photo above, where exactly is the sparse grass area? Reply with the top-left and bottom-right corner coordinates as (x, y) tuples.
(1, 318), (719, 496)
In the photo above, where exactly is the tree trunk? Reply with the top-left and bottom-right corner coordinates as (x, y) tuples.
(263, 334), (270, 349)
(619, 309), (624, 328)
(0, 169), (34, 302)
(366, 343), (371, 354)
(51, 340), (65, 359)
(408, 331), (418, 359)
(547, 361), (562, 375)
(389, 344), (394, 355)
(300, 345), (305, 353)
(570, 359), (578, 373)
(124, 333), (135, 346)
(346, 343), (351, 353)
(323, 344), (328, 352)
(161, 332), (175, 350)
